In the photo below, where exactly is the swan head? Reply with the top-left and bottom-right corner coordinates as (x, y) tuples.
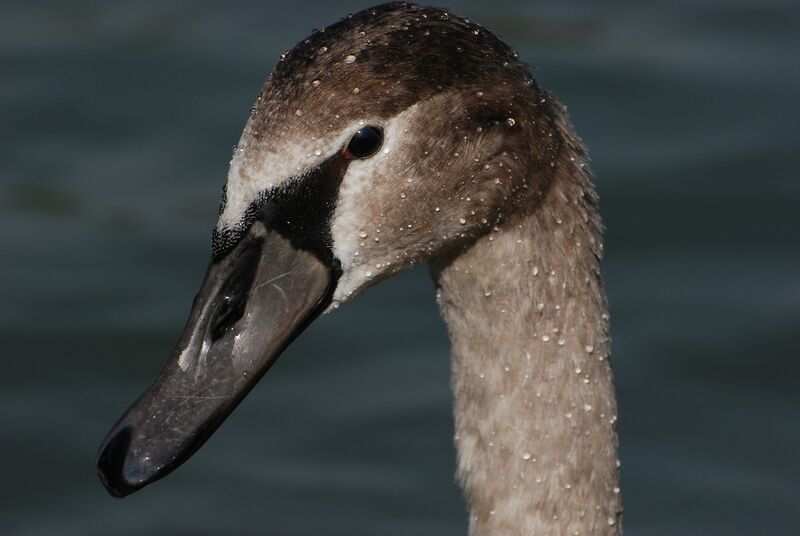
(98, 2), (563, 497)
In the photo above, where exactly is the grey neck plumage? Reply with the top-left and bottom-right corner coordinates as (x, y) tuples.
(431, 140), (622, 535)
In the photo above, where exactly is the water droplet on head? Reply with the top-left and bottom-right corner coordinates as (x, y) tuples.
(506, 117), (516, 127)
(522, 452), (532, 461)
(311, 79), (321, 87)
(295, 109), (303, 117)
(344, 54), (356, 64)
(459, 218), (466, 225)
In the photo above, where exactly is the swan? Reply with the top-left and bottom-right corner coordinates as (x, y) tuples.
(98, 3), (622, 534)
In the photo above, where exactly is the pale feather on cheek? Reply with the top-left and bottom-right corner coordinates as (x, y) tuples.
(330, 112), (414, 303)
(329, 94), (515, 306)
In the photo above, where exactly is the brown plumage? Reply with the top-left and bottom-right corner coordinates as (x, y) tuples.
(100, 3), (623, 533)
(220, 3), (622, 533)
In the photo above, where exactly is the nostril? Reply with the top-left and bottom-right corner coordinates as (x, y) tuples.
(97, 425), (136, 498)
(210, 237), (263, 341)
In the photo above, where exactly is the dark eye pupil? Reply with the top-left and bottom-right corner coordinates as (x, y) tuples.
(346, 126), (383, 158)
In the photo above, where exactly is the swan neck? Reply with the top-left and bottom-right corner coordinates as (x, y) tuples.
(432, 167), (622, 535)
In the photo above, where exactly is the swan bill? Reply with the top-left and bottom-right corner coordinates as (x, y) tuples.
(96, 222), (336, 497)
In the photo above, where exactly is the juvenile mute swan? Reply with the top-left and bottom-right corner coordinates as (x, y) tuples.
(98, 3), (622, 534)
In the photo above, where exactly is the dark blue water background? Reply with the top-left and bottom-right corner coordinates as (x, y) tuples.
(2, 1), (798, 534)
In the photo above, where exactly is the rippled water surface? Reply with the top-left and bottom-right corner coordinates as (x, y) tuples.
(2, 1), (798, 534)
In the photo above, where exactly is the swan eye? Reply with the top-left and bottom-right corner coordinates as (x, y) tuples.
(344, 126), (383, 159)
